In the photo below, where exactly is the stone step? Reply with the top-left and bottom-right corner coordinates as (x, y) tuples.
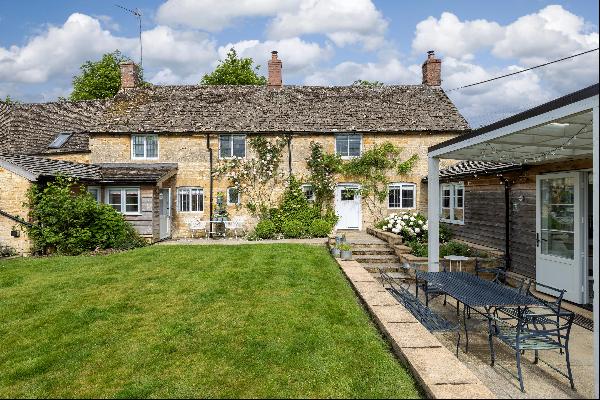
(352, 247), (394, 255)
(360, 263), (407, 273)
(354, 254), (399, 264)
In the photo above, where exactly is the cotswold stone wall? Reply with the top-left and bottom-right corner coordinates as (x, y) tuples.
(0, 167), (32, 255)
(88, 132), (457, 238)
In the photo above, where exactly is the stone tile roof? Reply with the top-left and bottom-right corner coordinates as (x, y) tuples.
(438, 160), (521, 180)
(98, 163), (178, 183)
(0, 152), (101, 181)
(0, 100), (107, 156)
(90, 85), (470, 134)
(0, 153), (178, 184)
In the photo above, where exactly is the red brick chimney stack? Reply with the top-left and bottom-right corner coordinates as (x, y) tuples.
(268, 51), (282, 88)
(120, 61), (140, 90)
(422, 50), (441, 86)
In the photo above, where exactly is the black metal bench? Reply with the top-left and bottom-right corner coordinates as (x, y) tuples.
(378, 269), (461, 356)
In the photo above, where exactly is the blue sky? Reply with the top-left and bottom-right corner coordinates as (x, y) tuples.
(1, 1), (598, 124)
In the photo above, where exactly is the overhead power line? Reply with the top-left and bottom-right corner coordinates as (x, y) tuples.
(446, 47), (599, 92)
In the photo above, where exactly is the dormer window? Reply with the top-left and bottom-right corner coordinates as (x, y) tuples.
(131, 134), (159, 159)
(48, 133), (73, 149)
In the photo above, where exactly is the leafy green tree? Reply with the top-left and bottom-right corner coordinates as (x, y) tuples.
(201, 48), (267, 85)
(352, 79), (384, 87)
(2, 95), (20, 104)
(70, 50), (132, 101)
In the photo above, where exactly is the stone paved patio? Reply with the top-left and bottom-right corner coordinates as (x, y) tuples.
(372, 272), (595, 399)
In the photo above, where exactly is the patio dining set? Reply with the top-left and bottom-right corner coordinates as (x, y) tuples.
(186, 217), (246, 239)
(379, 258), (576, 393)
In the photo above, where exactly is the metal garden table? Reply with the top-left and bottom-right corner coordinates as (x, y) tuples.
(416, 271), (542, 353)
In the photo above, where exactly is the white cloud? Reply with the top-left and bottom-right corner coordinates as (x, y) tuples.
(267, 0), (388, 50)
(412, 5), (598, 63)
(304, 57), (419, 86)
(218, 38), (332, 76)
(156, 0), (297, 31)
(142, 25), (217, 83)
(412, 12), (503, 59)
(492, 5), (599, 63)
(0, 13), (134, 83)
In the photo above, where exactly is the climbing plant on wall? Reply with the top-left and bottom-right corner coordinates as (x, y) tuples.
(305, 142), (342, 211)
(341, 142), (418, 222)
(214, 136), (287, 218)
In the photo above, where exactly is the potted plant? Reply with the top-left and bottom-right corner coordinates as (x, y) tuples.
(339, 243), (352, 260)
(335, 233), (346, 246)
(331, 245), (341, 258)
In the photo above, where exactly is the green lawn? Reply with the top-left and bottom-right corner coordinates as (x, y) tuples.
(0, 244), (420, 398)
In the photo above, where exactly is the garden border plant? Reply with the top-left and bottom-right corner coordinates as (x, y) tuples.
(24, 175), (146, 255)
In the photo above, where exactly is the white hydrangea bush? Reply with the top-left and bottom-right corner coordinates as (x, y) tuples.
(381, 212), (428, 243)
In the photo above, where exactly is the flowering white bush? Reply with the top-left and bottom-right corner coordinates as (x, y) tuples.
(380, 212), (428, 243)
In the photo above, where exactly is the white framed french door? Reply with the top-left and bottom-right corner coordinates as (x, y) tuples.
(159, 188), (171, 239)
(335, 184), (361, 230)
(536, 171), (586, 303)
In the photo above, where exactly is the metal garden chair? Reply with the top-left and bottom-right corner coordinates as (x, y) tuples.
(379, 268), (461, 356)
(490, 305), (575, 392)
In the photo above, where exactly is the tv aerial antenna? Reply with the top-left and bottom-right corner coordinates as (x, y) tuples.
(115, 4), (143, 69)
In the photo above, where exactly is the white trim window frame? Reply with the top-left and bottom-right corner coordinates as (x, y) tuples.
(131, 134), (159, 160)
(388, 183), (416, 209)
(440, 182), (464, 224)
(105, 187), (141, 215)
(87, 186), (101, 202)
(301, 184), (316, 202)
(335, 133), (362, 159)
(227, 187), (240, 206)
(219, 134), (246, 159)
(177, 187), (204, 212)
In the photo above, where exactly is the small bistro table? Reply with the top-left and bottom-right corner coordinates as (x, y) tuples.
(416, 271), (542, 353)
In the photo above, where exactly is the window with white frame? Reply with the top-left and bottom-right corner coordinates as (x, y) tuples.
(301, 184), (315, 202)
(177, 187), (203, 212)
(388, 183), (415, 209)
(106, 187), (140, 214)
(87, 186), (101, 202)
(335, 134), (361, 158)
(227, 187), (240, 205)
(131, 134), (158, 159)
(219, 134), (246, 158)
(440, 182), (464, 224)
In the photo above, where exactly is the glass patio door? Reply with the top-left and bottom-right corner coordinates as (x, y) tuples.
(536, 172), (584, 303)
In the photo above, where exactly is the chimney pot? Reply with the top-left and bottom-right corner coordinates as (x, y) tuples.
(422, 51), (441, 86)
(268, 50), (282, 88)
(120, 61), (140, 90)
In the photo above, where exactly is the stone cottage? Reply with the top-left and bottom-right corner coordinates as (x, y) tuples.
(0, 51), (469, 253)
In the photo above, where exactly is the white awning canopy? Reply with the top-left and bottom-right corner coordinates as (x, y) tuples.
(426, 84), (599, 398)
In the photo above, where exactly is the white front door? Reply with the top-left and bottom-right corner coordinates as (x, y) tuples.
(159, 188), (171, 240)
(536, 172), (585, 303)
(335, 184), (361, 230)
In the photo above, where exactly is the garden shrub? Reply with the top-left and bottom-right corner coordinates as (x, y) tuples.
(408, 240), (473, 258)
(282, 219), (305, 238)
(254, 219), (277, 239)
(25, 176), (146, 255)
(268, 176), (338, 238)
(309, 219), (333, 237)
(440, 241), (472, 257)
(407, 240), (428, 257)
(439, 223), (453, 243)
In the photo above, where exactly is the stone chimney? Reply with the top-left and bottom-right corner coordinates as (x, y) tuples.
(268, 51), (282, 88)
(120, 61), (140, 90)
(422, 50), (441, 86)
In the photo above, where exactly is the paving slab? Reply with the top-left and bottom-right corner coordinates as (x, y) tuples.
(402, 347), (482, 385)
(385, 322), (445, 349)
(369, 304), (417, 323)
